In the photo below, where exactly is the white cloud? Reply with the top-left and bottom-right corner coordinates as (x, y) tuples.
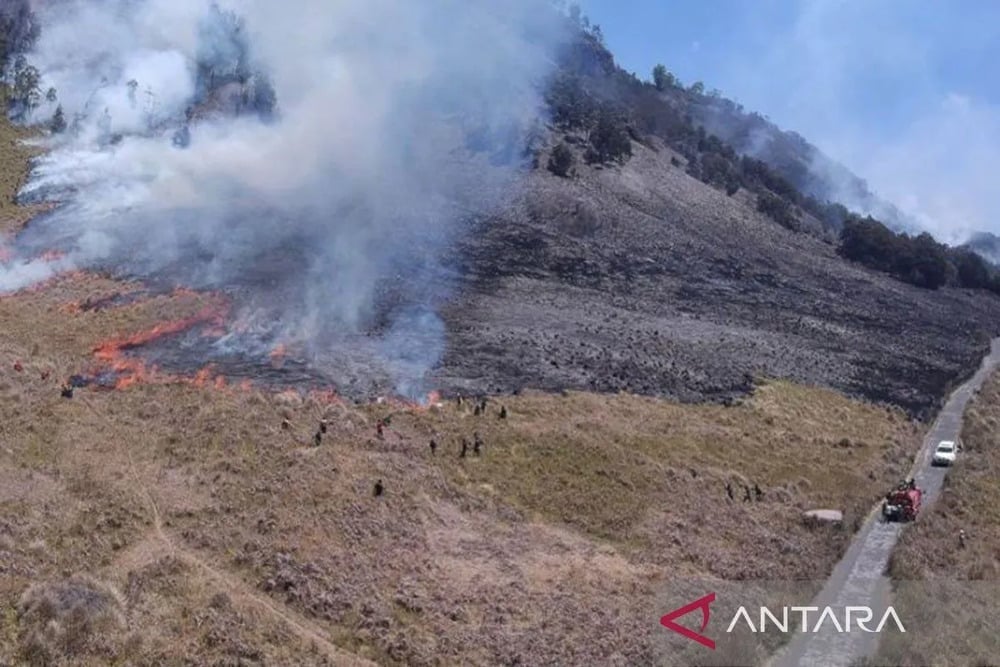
(718, 0), (1000, 238)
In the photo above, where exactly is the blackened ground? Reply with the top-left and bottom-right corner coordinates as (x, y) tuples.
(34, 133), (1000, 418)
(429, 136), (1000, 419)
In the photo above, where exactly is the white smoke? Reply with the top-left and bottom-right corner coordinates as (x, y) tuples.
(5, 0), (565, 397)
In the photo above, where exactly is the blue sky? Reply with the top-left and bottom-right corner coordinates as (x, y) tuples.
(581, 0), (1000, 240)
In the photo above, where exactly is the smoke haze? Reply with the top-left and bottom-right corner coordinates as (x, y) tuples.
(6, 0), (565, 397)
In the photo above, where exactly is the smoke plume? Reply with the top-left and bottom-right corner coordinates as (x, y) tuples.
(6, 0), (565, 398)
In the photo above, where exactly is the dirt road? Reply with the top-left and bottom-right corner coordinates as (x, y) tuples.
(770, 338), (1000, 667)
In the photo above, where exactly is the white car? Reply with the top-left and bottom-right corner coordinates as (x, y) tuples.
(931, 440), (957, 467)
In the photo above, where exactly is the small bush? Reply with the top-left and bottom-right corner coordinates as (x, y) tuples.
(18, 575), (127, 665)
(547, 142), (575, 177)
(756, 192), (799, 231)
(585, 109), (632, 164)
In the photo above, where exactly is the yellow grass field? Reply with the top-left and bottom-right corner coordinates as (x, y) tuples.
(0, 111), (930, 665)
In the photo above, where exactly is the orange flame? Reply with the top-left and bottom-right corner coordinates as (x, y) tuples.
(91, 299), (230, 390)
(306, 388), (343, 405)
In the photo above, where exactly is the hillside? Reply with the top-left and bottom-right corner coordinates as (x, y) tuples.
(2, 5), (1000, 664)
(0, 109), (934, 664)
(416, 25), (1000, 418)
(433, 131), (1000, 418)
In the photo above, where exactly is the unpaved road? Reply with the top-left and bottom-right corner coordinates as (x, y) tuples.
(770, 338), (1000, 667)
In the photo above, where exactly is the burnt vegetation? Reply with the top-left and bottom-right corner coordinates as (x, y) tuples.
(542, 6), (1000, 294)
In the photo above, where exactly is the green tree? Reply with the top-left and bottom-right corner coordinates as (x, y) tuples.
(689, 81), (705, 96)
(49, 104), (66, 133)
(954, 250), (991, 289)
(45, 86), (56, 103)
(652, 64), (675, 91)
(757, 192), (799, 231)
(586, 109), (632, 164)
(11, 55), (40, 117)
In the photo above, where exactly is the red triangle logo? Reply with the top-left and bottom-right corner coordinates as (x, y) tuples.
(660, 592), (716, 649)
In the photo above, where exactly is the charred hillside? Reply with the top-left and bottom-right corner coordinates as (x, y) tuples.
(435, 136), (1000, 418)
(430, 25), (1000, 418)
(3, 5), (999, 419)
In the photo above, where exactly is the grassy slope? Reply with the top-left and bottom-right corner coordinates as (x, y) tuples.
(0, 114), (928, 665)
(875, 370), (1000, 666)
(0, 92), (44, 236)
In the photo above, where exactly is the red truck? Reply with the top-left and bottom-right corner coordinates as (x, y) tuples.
(882, 481), (922, 522)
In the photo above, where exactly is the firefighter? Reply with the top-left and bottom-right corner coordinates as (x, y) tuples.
(959, 529), (967, 549)
(754, 483), (763, 501)
(376, 421), (384, 440)
(281, 418), (291, 430)
(725, 482), (734, 501)
(319, 419), (328, 434)
(473, 432), (483, 456)
(460, 438), (469, 458)
(429, 439), (438, 455)
(373, 479), (384, 497)
(313, 431), (322, 447)
(60, 384), (73, 399)
(499, 405), (508, 420)
(907, 478), (916, 490)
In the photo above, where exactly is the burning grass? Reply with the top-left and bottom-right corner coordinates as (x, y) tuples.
(88, 295), (231, 389)
(0, 109), (934, 665)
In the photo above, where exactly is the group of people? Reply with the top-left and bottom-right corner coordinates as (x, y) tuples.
(428, 431), (486, 458)
(281, 391), (511, 500)
(457, 393), (508, 420)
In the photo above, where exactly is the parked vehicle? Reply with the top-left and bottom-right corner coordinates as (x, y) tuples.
(931, 440), (958, 467)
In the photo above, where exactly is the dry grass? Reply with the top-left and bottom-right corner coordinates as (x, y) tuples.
(0, 111), (930, 665)
(16, 575), (127, 666)
(875, 369), (1000, 666)
(0, 88), (46, 235)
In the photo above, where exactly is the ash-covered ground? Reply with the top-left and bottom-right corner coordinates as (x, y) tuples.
(431, 138), (1000, 418)
(90, 134), (1000, 419)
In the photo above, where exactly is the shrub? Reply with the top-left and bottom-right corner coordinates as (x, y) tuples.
(18, 576), (127, 664)
(953, 249), (993, 289)
(585, 109), (632, 164)
(547, 142), (575, 177)
(757, 192), (799, 231)
(49, 105), (65, 134)
(839, 217), (954, 290)
(546, 74), (596, 130)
